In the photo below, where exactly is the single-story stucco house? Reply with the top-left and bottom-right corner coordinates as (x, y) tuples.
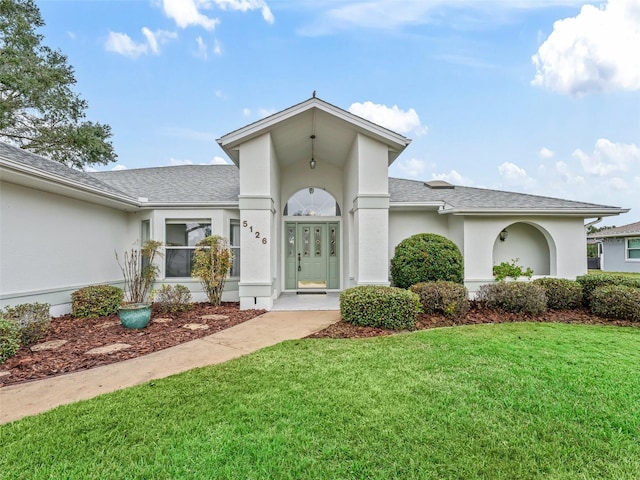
(0, 97), (630, 314)
(588, 221), (640, 273)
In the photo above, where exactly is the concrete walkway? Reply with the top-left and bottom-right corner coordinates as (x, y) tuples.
(0, 310), (340, 424)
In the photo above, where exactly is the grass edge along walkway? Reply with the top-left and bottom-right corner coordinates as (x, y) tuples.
(2, 322), (639, 479)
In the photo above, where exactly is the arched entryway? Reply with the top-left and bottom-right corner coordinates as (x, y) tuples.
(283, 188), (340, 290)
(492, 222), (553, 276)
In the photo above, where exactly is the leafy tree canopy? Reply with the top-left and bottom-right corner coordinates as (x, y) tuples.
(0, 0), (116, 168)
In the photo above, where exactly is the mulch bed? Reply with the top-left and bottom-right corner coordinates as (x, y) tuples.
(2, 302), (636, 387)
(307, 302), (639, 339)
(0, 303), (265, 387)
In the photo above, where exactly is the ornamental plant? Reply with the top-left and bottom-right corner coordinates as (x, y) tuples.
(477, 282), (546, 315)
(390, 233), (464, 288)
(532, 278), (582, 310)
(409, 281), (469, 319)
(71, 285), (123, 317)
(192, 236), (232, 306)
(2, 302), (51, 345)
(340, 285), (421, 330)
(151, 284), (193, 314)
(0, 317), (21, 363)
(590, 285), (640, 322)
(116, 240), (163, 304)
(492, 258), (533, 281)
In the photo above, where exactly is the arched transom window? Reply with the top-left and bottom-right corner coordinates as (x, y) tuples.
(283, 188), (341, 217)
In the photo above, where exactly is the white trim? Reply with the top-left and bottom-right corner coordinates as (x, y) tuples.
(625, 236), (640, 262)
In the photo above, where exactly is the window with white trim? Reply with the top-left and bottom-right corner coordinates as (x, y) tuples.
(230, 220), (240, 277)
(165, 221), (211, 277)
(626, 237), (640, 260)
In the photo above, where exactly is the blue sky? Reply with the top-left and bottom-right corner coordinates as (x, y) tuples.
(37, 0), (639, 225)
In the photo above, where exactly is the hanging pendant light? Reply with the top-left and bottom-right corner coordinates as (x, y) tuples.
(309, 134), (316, 169)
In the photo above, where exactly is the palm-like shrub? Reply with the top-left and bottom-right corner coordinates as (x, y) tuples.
(391, 233), (464, 289)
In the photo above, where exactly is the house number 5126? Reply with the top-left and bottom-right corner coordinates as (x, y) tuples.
(242, 220), (268, 244)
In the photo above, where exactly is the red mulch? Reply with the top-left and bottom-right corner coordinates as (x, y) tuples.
(2, 302), (636, 387)
(306, 302), (639, 339)
(0, 303), (265, 387)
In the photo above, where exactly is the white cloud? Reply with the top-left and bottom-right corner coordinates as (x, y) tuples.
(395, 157), (429, 179)
(112, 164), (128, 171)
(168, 156), (230, 166)
(195, 36), (208, 58)
(162, 0), (219, 30)
(573, 138), (640, 176)
(498, 161), (535, 189)
(213, 39), (223, 55)
(297, 1), (587, 35)
(214, 0), (274, 24)
(160, 0), (273, 30)
(348, 101), (427, 136)
(242, 107), (276, 118)
(539, 147), (554, 159)
(607, 177), (628, 190)
(105, 31), (148, 58)
(105, 28), (176, 57)
(242, 108), (251, 117)
(532, 0), (640, 95)
(554, 160), (585, 185)
(431, 169), (473, 186)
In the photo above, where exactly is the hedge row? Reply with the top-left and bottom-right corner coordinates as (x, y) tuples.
(1, 303), (51, 363)
(340, 286), (421, 330)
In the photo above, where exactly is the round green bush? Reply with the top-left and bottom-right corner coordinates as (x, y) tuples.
(590, 285), (640, 322)
(340, 285), (421, 330)
(390, 233), (463, 289)
(72, 285), (124, 318)
(576, 274), (640, 307)
(532, 278), (583, 310)
(0, 318), (21, 363)
(409, 281), (469, 319)
(477, 282), (547, 315)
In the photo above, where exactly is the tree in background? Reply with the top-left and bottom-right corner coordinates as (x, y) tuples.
(0, 0), (116, 168)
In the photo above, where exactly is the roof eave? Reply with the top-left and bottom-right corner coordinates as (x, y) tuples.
(1, 159), (139, 210)
(439, 207), (630, 217)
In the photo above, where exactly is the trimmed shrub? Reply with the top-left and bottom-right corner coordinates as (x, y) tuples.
(391, 233), (464, 289)
(340, 286), (421, 330)
(2, 303), (50, 345)
(409, 281), (469, 319)
(72, 285), (124, 318)
(591, 285), (640, 322)
(477, 282), (547, 315)
(152, 284), (193, 314)
(532, 278), (583, 310)
(0, 317), (21, 363)
(576, 274), (640, 307)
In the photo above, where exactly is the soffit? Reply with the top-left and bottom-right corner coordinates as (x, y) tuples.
(217, 97), (411, 168)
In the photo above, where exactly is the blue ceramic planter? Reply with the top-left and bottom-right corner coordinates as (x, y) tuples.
(119, 303), (152, 329)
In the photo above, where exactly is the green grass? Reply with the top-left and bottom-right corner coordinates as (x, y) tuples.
(588, 269), (640, 278)
(2, 323), (640, 479)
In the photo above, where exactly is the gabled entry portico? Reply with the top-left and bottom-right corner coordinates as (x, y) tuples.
(217, 97), (411, 310)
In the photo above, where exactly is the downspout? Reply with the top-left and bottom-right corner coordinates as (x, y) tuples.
(584, 217), (603, 231)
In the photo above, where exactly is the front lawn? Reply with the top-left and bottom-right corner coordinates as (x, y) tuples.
(2, 323), (639, 479)
(588, 269), (640, 278)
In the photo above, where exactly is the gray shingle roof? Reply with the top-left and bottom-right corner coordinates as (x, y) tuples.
(588, 221), (640, 238)
(1, 141), (626, 214)
(0, 142), (134, 200)
(389, 177), (623, 211)
(90, 165), (240, 204)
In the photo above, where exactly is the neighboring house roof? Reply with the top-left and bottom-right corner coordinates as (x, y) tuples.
(90, 165), (239, 205)
(0, 141), (629, 218)
(388, 177), (627, 216)
(588, 221), (640, 239)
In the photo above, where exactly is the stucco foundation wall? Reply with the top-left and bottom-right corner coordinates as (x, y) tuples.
(601, 238), (640, 273)
(0, 182), (131, 312)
